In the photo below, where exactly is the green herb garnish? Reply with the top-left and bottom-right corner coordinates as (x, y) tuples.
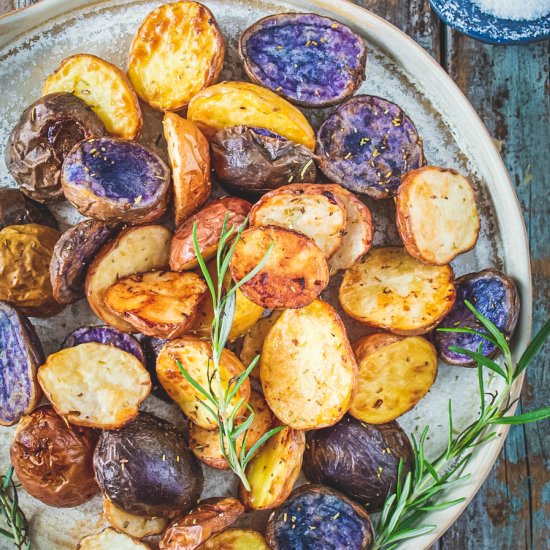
(0, 466), (31, 549)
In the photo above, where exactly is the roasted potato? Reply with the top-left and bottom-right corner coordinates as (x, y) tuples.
(240, 426), (305, 510)
(316, 95), (425, 199)
(198, 529), (269, 549)
(266, 485), (373, 549)
(303, 416), (413, 513)
(163, 113), (211, 227)
(229, 225), (329, 309)
(239, 13), (366, 107)
(10, 405), (98, 507)
(160, 497), (244, 550)
(85, 225), (172, 331)
(104, 499), (168, 538)
(140, 335), (171, 402)
(261, 299), (357, 429)
(0, 224), (62, 317)
(94, 412), (203, 517)
(38, 342), (151, 429)
(128, 1), (225, 111)
(396, 166), (480, 265)
(62, 137), (170, 224)
(435, 269), (520, 366)
(0, 302), (44, 426)
(50, 219), (120, 304)
(156, 336), (250, 430)
(339, 246), (456, 335)
(0, 188), (58, 230)
(210, 126), (317, 198)
(105, 271), (207, 339)
(5, 93), (106, 203)
(169, 197), (251, 271)
(189, 390), (274, 469)
(350, 333), (437, 423)
(77, 528), (150, 550)
(43, 54), (142, 139)
(249, 183), (348, 258)
(188, 81), (315, 149)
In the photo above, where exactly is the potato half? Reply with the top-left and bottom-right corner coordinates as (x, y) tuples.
(85, 225), (172, 332)
(156, 336), (250, 430)
(198, 529), (270, 549)
(43, 54), (142, 139)
(339, 246), (456, 335)
(249, 183), (348, 258)
(77, 528), (150, 550)
(261, 299), (357, 430)
(396, 166), (480, 265)
(38, 343), (151, 429)
(351, 334), (438, 424)
(128, 1), (225, 111)
(188, 81), (315, 149)
(104, 499), (168, 539)
(240, 426), (305, 510)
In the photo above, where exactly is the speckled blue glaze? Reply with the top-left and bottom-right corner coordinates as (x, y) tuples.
(266, 485), (372, 549)
(0, 302), (44, 425)
(316, 95), (424, 198)
(435, 269), (520, 366)
(241, 13), (366, 106)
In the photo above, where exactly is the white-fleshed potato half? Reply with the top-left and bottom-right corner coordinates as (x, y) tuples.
(339, 247), (456, 335)
(189, 390), (274, 469)
(240, 426), (305, 510)
(328, 187), (373, 273)
(43, 54), (142, 139)
(105, 271), (207, 339)
(350, 333), (438, 424)
(156, 336), (250, 430)
(396, 166), (480, 265)
(229, 226), (329, 309)
(163, 113), (211, 227)
(249, 183), (347, 258)
(199, 529), (270, 549)
(261, 299), (357, 430)
(85, 225), (172, 332)
(103, 499), (167, 539)
(77, 527), (150, 550)
(128, 1), (225, 111)
(37, 343), (151, 429)
(188, 81), (315, 149)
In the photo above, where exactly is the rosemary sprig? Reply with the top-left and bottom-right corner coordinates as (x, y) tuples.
(372, 301), (550, 549)
(0, 466), (31, 550)
(176, 215), (283, 491)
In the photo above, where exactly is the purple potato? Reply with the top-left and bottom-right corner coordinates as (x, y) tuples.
(140, 336), (171, 402)
(211, 126), (317, 198)
(0, 302), (44, 426)
(5, 93), (106, 203)
(0, 188), (58, 230)
(62, 325), (145, 364)
(94, 412), (203, 517)
(316, 95), (425, 199)
(302, 416), (413, 512)
(239, 13), (366, 107)
(61, 137), (170, 223)
(50, 219), (120, 304)
(266, 485), (373, 550)
(435, 269), (520, 366)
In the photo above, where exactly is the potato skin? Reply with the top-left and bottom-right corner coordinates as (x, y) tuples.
(5, 93), (106, 203)
(94, 412), (203, 517)
(10, 405), (99, 507)
(140, 336), (171, 402)
(0, 188), (58, 230)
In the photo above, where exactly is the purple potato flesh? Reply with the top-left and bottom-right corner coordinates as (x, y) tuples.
(240, 13), (366, 107)
(62, 325), (145, 364)
(61, 137), (170, 223)
(0, 188), (58, 230)
(435, 269), (520, 366)
(0, 302), (44, 426)
(316, 95), (425, 199)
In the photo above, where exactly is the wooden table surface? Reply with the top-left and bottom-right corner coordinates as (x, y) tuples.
(1, 0), (549, 548)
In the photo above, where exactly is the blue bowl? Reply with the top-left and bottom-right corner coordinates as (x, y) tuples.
(429, 0), (550, 44)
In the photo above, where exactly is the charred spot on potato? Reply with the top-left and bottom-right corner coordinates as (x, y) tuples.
(0, 188), (58, 230)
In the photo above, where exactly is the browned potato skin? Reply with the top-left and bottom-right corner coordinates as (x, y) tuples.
(160, 497), (244, 550)
(170, 197), (251, 271)
(0, 188), (58, 230)
(353, 333), (403, 361)
(10, 405), (99, 507)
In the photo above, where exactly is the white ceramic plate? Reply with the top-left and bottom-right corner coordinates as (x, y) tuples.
(0, 1), (531, 548)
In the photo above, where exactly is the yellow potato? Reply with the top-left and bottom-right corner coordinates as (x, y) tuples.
(77, 528), (150, 550)
(198, 529), (269, 550)
(103, 499), (167, 539)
